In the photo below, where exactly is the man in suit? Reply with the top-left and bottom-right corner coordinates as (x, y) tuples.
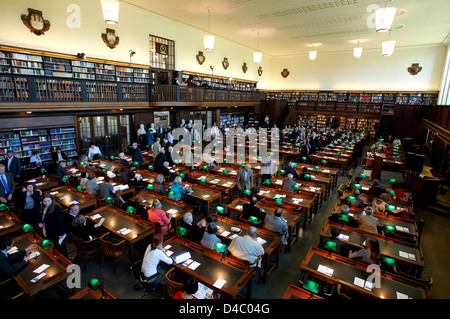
(368, 179), (386, 198)
(264, 207), (288, 245)
(242, 197), (266, 225)
(154, 148), (168, 173)
(319, 226), (350, 257)
(0, 236), (37, 282)
(131, 142), (143, 167)
(349, 188), (365, 209)
(237, 164), (254, 193)
(152, 174), (168, 196)
(3, 151), (21, 181)
(299, 166), (311, 182)
(282, 174), (297, 193)
(163, 138), (173, 153)
(52, 147), (68, 166)
(166, 146), (175, 166)
(0, 164), (15, 205)
(182, 186), (205, 217)
(284, 162), (299, 179)
(157, 124), (164, 139)
(328, 204), (358, 228)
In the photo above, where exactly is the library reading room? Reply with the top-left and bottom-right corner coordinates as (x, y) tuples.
(0, 0), (449, 310)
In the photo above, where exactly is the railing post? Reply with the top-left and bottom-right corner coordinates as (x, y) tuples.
(28, 76), (37, 103)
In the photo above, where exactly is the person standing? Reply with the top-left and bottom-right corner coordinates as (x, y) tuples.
(131, 142), (143, 167)
(18, 184), (42, 228)
(3, 150), (21, 181)
(237, 164), (254, 194)
(87, 144), (102, 162)
(0, 164), (15, 205)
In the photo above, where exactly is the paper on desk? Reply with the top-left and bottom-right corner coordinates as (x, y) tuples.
(7, 246), (18, 254)
(364, 281), (373, 291)
(396, 292), (409, 299)
(167, 209), (178, 214)
(69, 201), (79, 205)
(213, 278), (227, 289)
(97, 217), (105, 227)
(35, 182), (44, 186)
(338, 234), (349, 241)
(31, 272), (46, 283)
(33, 264), (50, 274)
(90, 214), (102, 220)
(163, 245), (172, 251)
(317, 264), (334, 276)
(221, 231), (231, 237)
(275, 180), (282, 185)
(408, 253), (416, 261)
(229, 234), (238, 240)
(27, 179), (37, 183)
(50, 191), (58, 196)
(165, 250), (174, 257)
(399, 251), (409, 259)
(353, 277), (365, 288)
(256, 237), (267, 246)
(193, 282), (214, 299)
(58, 195), (67, 200)
(188, 261), (201, 270)
(203, 195), (210, 199)
(120, 229), (132, 235)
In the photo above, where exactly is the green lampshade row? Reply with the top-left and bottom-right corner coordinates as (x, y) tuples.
(303, 279), (320, 294)
(324, 240), (337, 251)
(214, 242), (227, 253)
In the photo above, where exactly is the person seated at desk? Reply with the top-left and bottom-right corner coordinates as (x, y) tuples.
(65, 204), (100, 243)
(349, 237), (380, 265)
(228, 226), (264, 268)
(147, 199), (172, 234)
(263, 207), (288, 246)
(79, 171), (88, 190)
(347, 176), (363, 191)
(170, 176), (185, 201)
(160, 161), (171, 179)
(179, 212), (204, 243)
(284, 162), (299, 179)
(328, 204), (358, 228)
(106, 167), (116, 179)
(371, 198), (387, 214)
(319, 225), (350, 258)
(0, 236), (37, 283)
(85, 173), (99, 195)
(55, 161), (69, 178)
(173, 277), (215, 299)
(152, 174), (168, 196)
(282, 174), (297, 193)
(118, 153), (130, 168)
(357, 206), (380, 234)
(18, 184), (42, 228)
(29, 150), (43, 168)
(98, 176), (115, 199)
(141, 234), (173, 286)
(154, 148), (168, 173)
(368, 179), (386, 198)
(200, 221), (222, 251)
(87, 143), (102, 162)
(52, 147), (68, 166)
(389, 181), (408, 202)
(299, 167), (310, 182)
(348, 188), (364, 209)
(182, 186), (204, 216)
(242, 197), (266, 226)
(0, 164), (15, 205)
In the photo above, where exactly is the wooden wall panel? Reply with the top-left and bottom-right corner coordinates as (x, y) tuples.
(0, 115), (75, 131)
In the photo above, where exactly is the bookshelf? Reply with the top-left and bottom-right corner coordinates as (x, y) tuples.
(10, 52), (44, 76)
(0, 51), (11, 74)
(71, 60), (95, 80)
(122, 84), (147, 101)
(43, 56), (73, 78)
(50, 127), (78, 159)
(0, 76), (29, 101)
(0, 132), (21, 161)
(181, 71), (257, 92)
(95, 63), (116, 82)
(86, 82), (118, 101)
(19, 129), (52, 162)
(133, 67), (150, 83)
(35, 79), (82, 102)
(116, 66), (134, 82)
(316, 115), (327, 130)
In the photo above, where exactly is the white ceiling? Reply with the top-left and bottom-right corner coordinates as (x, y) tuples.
(122, 0), (450, 57)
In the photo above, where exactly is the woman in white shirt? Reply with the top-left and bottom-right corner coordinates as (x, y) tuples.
(29, 151), (42, 167)
(141, 234), (173, 284)
(167, 130), (174, 144)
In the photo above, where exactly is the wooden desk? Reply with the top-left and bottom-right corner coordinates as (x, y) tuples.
(168, 181), (222, 216)
(91, 160), (124, 173)
(23, 176), (59, 192)
(308, 154), (349, 175)
(0, 210), (23, 237)
(48, 186), (97, 211)
(135, 169), (160, 185)
(69, 286), (116, 299)
(253, 185), (316, 228)
(298, 163), (339, 189)
(189, 173), (236, 203)
(300, 247), (428, 299)
(226, 198), (302, 252)
(86, 205), (155, 262)
(320, 221), (425, 278)
(129, 192), (193, 230)
(282, 284), (324, 299)
(269, 176), (325, 207)
(211, 214), (281, 284)
(162, 236), (254, 299)
(293, 169), (333, 198)
(12, 232), (74, 298)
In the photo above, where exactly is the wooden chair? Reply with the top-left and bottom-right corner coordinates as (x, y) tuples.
(416, 218), (425, 245)
(336, 284), (351, 299)
(99, 232), (130, 275)
(164, 267), (185, 299)
(72, 235), (99, 272)
(131, 260), (159, 299)
(229, 252), (262, 284)
(0, 278), (24, 299)
(155, 221), (175, 240)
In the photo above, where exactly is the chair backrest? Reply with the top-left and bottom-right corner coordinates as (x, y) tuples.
(72, 235), (88, 254)
(229, 252), (261, 268)
(99, 233), (126, 257)
(164, 267), (184, 299)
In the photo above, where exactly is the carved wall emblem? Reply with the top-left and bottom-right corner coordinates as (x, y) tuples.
(281, 68), (290, 78)
(408, 63), (422, 76)
(196, 51), (206, 65)
(242, 62), (248, 73)
(21, 8), (50, 36)
(222, 57), (229, 70)
(101, 28), (120, 49)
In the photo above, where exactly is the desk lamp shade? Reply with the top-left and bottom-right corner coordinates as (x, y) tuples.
(214, 242), (227, 253)
(174, 160), (179, 164)
(346, 196), (356, 202)
(147, 184), (154, 190)
(382, 257), (396, 268)
(102, 169), (107, 174)
(179, 173), (185, 178)
(109, 156), (115, 160)
(274, 198), (283, 204)
(203, 165), (208, 170)
(263, 179), (271, 184)
(243, 189), (251, 196)
(248, 216), (258, 224)
(216, 206), (225, 214)
(384, 225), (396, 233)
(302, 157), (307, 161)
(148, 165), (154, 170)
(61, 177), (68, 183)
(388, 190), (396, 196)
(0, 204), (8, 211)
(321, 160), (327, 164)
(293, 163), (297, 166)
(240, 153), (244, 158)
(80, 162), (86, 167)
(359, 174), (367, 178)
(293, 184), (300, 190)
(99, 153), (103, 157)
(304, 174), (311, 179)
(105, 197), (114, 204)
(395, 155), (400, 159)
(279, 169), (285, 175)
(353, 184), (362, 189)
(314, 166), (320, 169)
(223, 170), (229, 174)
(22, 224), (33, 233)
(169, 190), (176, 198)
(88, 278), (103, 292)
(289, 146), (293, 149)
(176, 227), (187, 236)
(338, 214), (349, 222)
(132, 162), (139, 166)
(40, 168), (47, 174)
(76, 185), (83, 192)
(241, 162), (246, 166)
(41, 239), (53, 249)
(126, 206), (136, 213)
(303, 279), (320, 294)
(200, 178), (207, 184)
(386, 204), (396, 211)
(324, 240), (337, 251)
(257, 157), (261, 161)
(389, 179), (396, 183)
(223, 158), (227, 163)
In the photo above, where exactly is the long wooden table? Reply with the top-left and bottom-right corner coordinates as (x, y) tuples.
(226, 197), (302, 251)
(0, 210), (23, 237)
(189, 173), (236, 203)
(282, 284), (324, 299)
(308, 154), (349, 175)
(300, 247), (429, 299)
(86, 205), (155, 263)
(162, 236), (254, 299)
(12, 232), (74, 298)
(211, 213), (281, 284)
(269, 176), (325, 207)
(23, 176), (59, 192)
(47, 186), (97, 212)
(320, 221), (425, 278)
(69, 286), (116, 299)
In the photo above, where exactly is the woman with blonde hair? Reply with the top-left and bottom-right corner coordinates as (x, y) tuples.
(147, 199), (172, 234)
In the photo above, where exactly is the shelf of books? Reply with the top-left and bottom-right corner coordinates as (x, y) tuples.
(0, 51), (11, 74)
(35, 79), (82, 102)
(86, 82), (118, 101)
(43, 56), (73, 78)
(19, 129), (52, 162)
(10, 52), (45, 76)
(71, 60), (95, 80)
(0, 132), (21, 161)
(95, 63), (116, 82)
(0, 76), (29, 101)
(122, 84), (147, 101)
(116, 66), (134, 83)
(133, 67), (150, 83)
(50, 127), (78, 159)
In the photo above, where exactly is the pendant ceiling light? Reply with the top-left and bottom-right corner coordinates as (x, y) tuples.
(375, 2), (396, 33)
(354, 41), (363, 58)
(309, 44), (317, 61)
(382, 40), (396, 56)
(253, 32), (262, 64)
(204, 8), (215, 52)
(100, 0), (120, 25)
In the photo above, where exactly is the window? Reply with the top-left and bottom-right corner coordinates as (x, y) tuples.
(149, 35), (175, 70)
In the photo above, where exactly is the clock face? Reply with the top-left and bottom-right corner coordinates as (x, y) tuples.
(159, 44), (167, 53)
(29, 13), (44, 30)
